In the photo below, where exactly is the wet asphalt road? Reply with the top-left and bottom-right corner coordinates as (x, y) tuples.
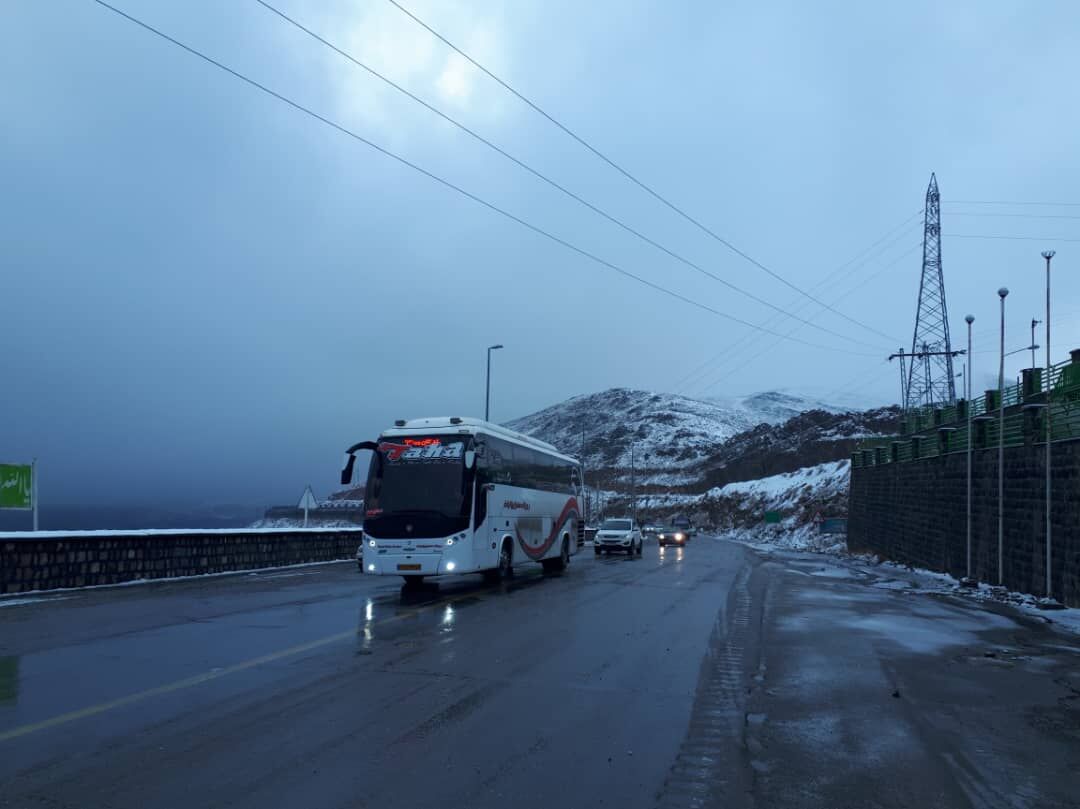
(0, 540), (742, 808)
(1, 538), (1078, 808)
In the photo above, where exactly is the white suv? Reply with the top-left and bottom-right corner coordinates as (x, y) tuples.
(594, 517), (643, 557)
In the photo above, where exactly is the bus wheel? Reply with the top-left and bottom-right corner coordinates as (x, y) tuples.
(497, 541), (513, 580)
(544, 538), (570, 574)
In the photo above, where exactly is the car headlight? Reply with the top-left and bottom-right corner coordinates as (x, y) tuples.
(676, 533), (684, 540)
(659, 533), (665, 539)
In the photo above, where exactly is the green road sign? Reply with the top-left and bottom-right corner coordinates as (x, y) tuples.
(0, 464), (33, 510)
(764, 510), (781, 525)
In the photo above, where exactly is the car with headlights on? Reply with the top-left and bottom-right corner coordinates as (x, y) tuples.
(657, 524), (689, 547)
(670, 515), (695, 539)
(594, 517), (643, 557)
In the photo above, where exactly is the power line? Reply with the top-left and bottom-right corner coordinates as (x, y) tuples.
(254, 0), (881, 350)
(946, 211), (1080, 220)
(669, 212), (921, 394)
(383, 0), (898, 345)
(87, 0), (880, 358)
(675, 221), (920, 395)
(947, 200), (1080, 207)
(692, 241), (923, 397)
(946, 233), (1080, 243)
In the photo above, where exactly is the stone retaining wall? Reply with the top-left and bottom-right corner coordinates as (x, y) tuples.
(0, 529), (362, 594)
(848, 439), (1080, 606)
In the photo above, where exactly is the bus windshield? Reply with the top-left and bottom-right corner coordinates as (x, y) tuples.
(363, 436), (471, 537)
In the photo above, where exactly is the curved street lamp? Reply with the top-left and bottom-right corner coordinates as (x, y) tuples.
(485, 344), (503, 422)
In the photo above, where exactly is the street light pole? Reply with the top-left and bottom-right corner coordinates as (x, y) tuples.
(581, 427), (587, 525)
(1042, 250), (1056, 601)
(485, 344), (503, 422)
(965, 314), (974, 583)
(630, 443), (636, 524)
(997, 287), (1009, 586)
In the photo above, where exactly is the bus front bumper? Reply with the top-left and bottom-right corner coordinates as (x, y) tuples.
(363, 554), (452, 576)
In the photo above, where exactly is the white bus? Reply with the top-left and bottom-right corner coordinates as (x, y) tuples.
(341, 417), (583, 585)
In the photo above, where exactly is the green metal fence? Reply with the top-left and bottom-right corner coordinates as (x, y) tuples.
(854, 353), (1080, 468)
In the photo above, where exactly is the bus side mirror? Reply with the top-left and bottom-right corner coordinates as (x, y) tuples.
(341, 454), (357, 485)
(340, 441), (378, 485)
(464, 450), (476, 469)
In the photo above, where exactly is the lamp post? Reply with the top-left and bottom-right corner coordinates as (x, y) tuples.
(997, 287), (1008, 586)
(485, 344), (503, 422)
(581, 427), (587, 525)
(1042, 250), (1055, 602)
(965, 314), (975, 583)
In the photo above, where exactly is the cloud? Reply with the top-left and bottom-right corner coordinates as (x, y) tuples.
(301, 0), (510, 138)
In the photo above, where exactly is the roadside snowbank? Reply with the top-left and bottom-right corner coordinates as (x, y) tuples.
(726, 528), (1080, 636)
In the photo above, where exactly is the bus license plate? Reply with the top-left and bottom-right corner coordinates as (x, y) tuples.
(397, 564), (421, 571)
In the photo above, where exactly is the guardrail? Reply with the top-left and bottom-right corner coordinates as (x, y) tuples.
(855, 350), (1080, 468)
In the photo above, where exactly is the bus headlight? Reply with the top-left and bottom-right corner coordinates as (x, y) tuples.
(368, 539), (376, 548)
(446, 562), (456, 572)
(446, 537), (455, 545)
(367, 564), (376, 572)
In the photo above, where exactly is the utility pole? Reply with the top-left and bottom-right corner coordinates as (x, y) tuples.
(630, 444), (636, 524)
(32, 458), (39, 532)
(889, 346), (965, 418)
(581, 427), (587, 525)
(1042, 250), (1055, 602)
(896, 348), (909, 416)
(998, 287), (1009, 586)
(964, 315), (974, 584)
(643, 452), (650, 515)
(1031, 318), (1042, 372)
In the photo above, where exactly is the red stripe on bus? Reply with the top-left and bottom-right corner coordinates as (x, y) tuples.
(515, 498), (579, 560)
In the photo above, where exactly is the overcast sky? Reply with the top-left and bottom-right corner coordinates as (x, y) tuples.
(4, 0), (1080, 506)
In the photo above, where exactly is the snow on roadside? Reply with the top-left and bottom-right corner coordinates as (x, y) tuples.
(726, 527), (1080, 636)
(710, 459), (849, 505)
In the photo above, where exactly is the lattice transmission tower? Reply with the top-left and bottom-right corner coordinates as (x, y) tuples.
(905, 173), (956, 409)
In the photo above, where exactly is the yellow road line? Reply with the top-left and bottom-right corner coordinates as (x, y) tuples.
(0, 588), (481, 744)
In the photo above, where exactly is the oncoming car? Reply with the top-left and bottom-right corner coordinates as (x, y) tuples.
(594, 517), (643, 557)
(657, 526), (688, 547)
(670, 515), (695, 538)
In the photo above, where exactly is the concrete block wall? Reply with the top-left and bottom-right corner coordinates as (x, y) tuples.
(849, 439), (1080, 606)
(0, 529), (362, 594)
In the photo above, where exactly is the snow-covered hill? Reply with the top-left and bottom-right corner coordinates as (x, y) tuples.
(711, 391), (851, 425)
(605, 459), (852, 546)
(505, 388), (877, 483)
(506, 387), (897, 497)
(506, 388), (821, 471)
